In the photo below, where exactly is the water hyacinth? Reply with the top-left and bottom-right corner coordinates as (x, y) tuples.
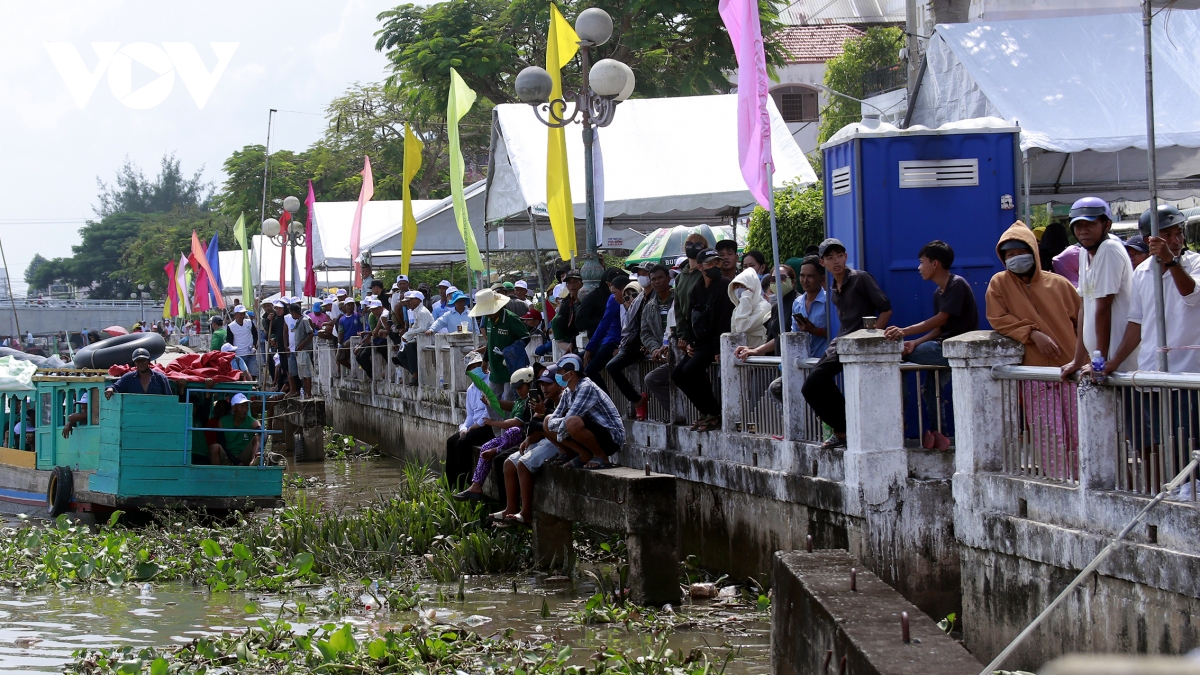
(66, 618), (736, 675)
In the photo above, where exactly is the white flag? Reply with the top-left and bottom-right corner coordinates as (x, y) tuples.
(593, 127), (605, 245)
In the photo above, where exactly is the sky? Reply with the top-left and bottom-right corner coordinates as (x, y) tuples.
(0, 0), (402, 295)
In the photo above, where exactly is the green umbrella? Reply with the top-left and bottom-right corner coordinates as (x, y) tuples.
(624, 224), (741, 266)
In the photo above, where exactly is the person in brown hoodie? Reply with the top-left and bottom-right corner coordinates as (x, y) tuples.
(986, 221), (1081, 479)
(986, 222), (1081, 367)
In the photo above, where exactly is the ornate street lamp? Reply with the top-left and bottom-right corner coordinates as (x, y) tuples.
(262, 195), (306, 298)
(515, 7), (635, 291)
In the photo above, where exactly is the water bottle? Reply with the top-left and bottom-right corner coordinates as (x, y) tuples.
(1091, 350), (1106, 384)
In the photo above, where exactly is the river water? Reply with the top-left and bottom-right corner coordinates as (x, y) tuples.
(0, 457), (771, 674)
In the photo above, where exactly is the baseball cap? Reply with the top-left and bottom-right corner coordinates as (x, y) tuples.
(233, 304), (247, 314)
(272, 300), (285, 308)
(521, 308), (542, 321)
(438, 279), (452, 288)
(674, 256), (687, 268)
(557, 353), (583, 372)
(818, 238), (846, 258)
(503, 281), (515, 290)
(715, 239), (737, 252)
(336, 288), (348, 296)
(1124, 234), (1149, 253)
(514, 280), (528, 289)
(697, 249), (720, 264)
(230, 393), (249, 406)
(220, 343), (237, 352)
(537, 364), (560, 383)
(563, 269), (582, 281)
(397, 275), (409, 282)
(210, 315), (223, 323)
(404, 290), (426, 303)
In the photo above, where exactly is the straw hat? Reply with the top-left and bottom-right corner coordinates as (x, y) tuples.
(468, 288), (508, 317)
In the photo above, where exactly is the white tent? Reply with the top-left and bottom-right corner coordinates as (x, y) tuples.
(310, 199), (439, 269)
(908, 10), (1200, 202)
(485, 93), (819, 224)
(362, 179), (648, 257)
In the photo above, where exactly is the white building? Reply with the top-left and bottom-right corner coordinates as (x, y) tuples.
(769, 24), (867, 156)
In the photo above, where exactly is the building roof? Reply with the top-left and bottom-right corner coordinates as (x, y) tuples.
(774, 24), (865, 64)
(777, 0), (904, 26)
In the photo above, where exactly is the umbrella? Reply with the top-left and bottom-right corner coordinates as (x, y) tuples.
(624, 224), (741, 266)
(102, 325), (129, 337)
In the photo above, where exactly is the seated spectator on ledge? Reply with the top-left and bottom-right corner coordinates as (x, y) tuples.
(544, 353), (624, 469)
(729, 266), (771, 348)
(443, 353), (495, 489)
(494, 365), (566, 527)
(453, 366), (536, 502)
(427, 291), (475, 334)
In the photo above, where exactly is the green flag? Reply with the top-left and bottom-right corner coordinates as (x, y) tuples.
(233, 212), (253, 300)
(448, 68), (483, 271)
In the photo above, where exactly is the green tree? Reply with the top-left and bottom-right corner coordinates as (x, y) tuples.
(95, 153), (213, 217)
(374, 0), (786, 107)
(744, 181), (824, 267)
(211, 146), (310, 230)
(818, 26), (905, 144)
(119, 208), (234, 294)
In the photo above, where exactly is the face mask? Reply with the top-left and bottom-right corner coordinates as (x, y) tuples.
(1005, 253), (1035, 275)
(469, 367), (485, 380)
(779, 279), (794, 296)
(637, 275), (650, 288)
(734, 287), (748, 300)
(765, 292), (776, 304)
(704, 267), (722, 280)
(685, 243), (704, 259)
(554, 373), (568, 387)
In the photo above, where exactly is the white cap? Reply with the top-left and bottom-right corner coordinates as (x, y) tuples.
(370, 298), (384, 308)
(233, 304), (247, 314)
(221, 343), (237, 352)
(405, 290), (425, 302)
(397, 275), (409, 282)
(230, 392), (249, 406)
(438, 279), (452, 288)
(336, 288), (348, 296)
(273, 301), (285, 308)
(674, 256), (688, 267)
(514, 280), (528, 289)
(447, 286), (459, 294)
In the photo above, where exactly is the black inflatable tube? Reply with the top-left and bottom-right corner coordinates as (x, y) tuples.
(73, 332), (167, 369)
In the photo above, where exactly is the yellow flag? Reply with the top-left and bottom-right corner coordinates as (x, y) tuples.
(400, 122), (425, 276)
(546, 2), (579, 260)
(448, 68), (484, 271)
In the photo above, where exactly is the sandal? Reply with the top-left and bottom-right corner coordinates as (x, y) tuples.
(821, 435), (847, 450)
(566, 457), (586, 468)
(696, 416), (722, 433)
(582, 459), (614, 470)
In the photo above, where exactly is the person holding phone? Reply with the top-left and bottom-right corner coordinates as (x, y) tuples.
(791, 256), (829, 358)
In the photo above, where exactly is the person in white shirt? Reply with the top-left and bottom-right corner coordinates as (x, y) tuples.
(432, 280), (452, 320)
(396, 291), (434, 385)
(1062, 198), (1137, 378)
(426, 292), (475, 334)
(225, 305), (259, 377)
(443, 354), (495, 488)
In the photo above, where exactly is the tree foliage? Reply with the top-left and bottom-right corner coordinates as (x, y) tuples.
(94, 154), (213, 218)
(745, 182), (824, 268)
(819, 26), (905, 144)
(374, 0), (786, 107)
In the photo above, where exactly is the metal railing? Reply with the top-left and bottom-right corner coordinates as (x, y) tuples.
(900, 364), (952, 445)
(737, 356), (784, 437)
(993, 366), (1079, 485)
(1109, 371), (1200, 500)
(861, 64), (906, 98)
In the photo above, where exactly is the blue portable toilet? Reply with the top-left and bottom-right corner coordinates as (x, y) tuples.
(821, 120), (1022, 330)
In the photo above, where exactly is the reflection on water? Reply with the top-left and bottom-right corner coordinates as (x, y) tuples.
(1, 457), (770, 673)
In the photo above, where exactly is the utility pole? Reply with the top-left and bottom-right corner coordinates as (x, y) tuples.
(905, 0), (920, 101)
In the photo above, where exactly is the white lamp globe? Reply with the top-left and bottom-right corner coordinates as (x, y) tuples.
(515, 66), (554, 104)
(289, 218), (304, 235)
(615, 61), (636, 101)
(282, 195), (300, 214)
(575, 8), (613, 46)
(589, 59), (627, 99)
(262, 218), (281, 238)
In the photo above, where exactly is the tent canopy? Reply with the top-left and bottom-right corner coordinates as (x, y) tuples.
(310, 199), (439, 269)
(909, 10), (1200, 202)
(485, 93), (818, 223)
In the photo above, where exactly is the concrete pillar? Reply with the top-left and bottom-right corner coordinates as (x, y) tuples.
(627, 532), (682, 607)
(942, 331), (1024, 476)
(838, 330), (905, 505)
(780, 331), (812, 442)
(1077, 382), (1118, 492)
(721, 333), (747, 433)
(531, 510), (573, 571)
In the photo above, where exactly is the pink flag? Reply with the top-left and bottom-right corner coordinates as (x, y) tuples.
(190, 254), (211, 312)
(164, 260), (179, 318)
(304, 180), (317, 298)
(350, 156), (374, 290)
(720, 0), (773, 209)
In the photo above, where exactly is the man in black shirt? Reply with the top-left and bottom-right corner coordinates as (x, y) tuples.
(671, 249), (733, 432)
(884, 240), (978, 449)
(801, 238), (893, 449)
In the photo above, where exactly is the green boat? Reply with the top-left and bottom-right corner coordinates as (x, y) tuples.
(0, 371), (284, 518)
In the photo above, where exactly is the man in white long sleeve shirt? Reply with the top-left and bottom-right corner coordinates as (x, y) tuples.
(444, 353), (495, 488)
(396, 290), (433, 385)
(426, 292), (475, 334)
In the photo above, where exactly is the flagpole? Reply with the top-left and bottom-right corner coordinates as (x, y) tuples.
(527, 209), (551, 335)
(766, 164), (787, 330)
(0, 233), (22, 339)
(256, 109), (276, 316)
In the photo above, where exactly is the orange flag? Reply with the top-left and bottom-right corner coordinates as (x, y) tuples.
(190, 231), (226, 309)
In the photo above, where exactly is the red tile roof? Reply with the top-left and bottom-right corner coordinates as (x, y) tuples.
(773, 24), (866, 64)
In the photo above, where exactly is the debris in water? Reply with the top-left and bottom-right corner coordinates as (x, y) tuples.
(689, 583), (717, 598)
